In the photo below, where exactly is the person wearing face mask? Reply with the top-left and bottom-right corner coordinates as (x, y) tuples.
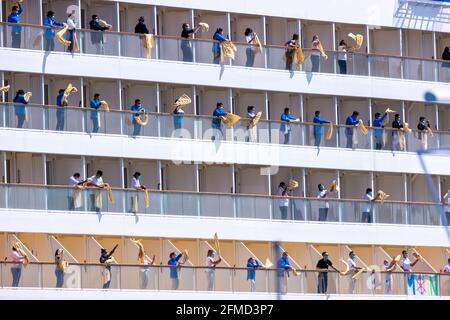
(43, 11), (64, 52)
(246, 257), (261, 292)
(316, 252), (340, 294)
(181, 23), (200, 62)
(130, 99), (146, 136)
(66, 13), (78, 53)
(277, 251), (291, 294)
(392, 114), (404, 151)
(362, 188), (375, 223)
(383, 258), (396, 294)
(317, 184), (331, 221)
(347, 251), (363, 294)
(206, 249), (222, 291)
(89, 15), (109, 54)
(417, 116), (431, 150)
(8, 3), (24, 48)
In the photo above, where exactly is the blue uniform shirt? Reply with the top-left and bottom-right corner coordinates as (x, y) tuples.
(277, 256), (291, 277)
(247, 260), (260, 280)
(212, 32), (227, 54)
(168, 253), (183, 279)
(90, 99), (101, 119)
(56, 92), (66, 113)
(14, 94), (28, 115)
(212, 106), (226, 128)
(280, 113), (298, 133)
(173, 108), (185, 128)
(43, 16), (64, 39)
(130, 104), (145, 117)
(373, 113), (387, 137)
(7, 4), (23, 33)
(345, 115), (359, 135)
(313, 114), (330, 136)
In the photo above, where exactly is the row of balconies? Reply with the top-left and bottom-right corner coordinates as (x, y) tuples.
(1, 102), (449, 153)
(0, 183), (448, 227)
(2, 21), (450, 85)
(0, 231), (447, 295)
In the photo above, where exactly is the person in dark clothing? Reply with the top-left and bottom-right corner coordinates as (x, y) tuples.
(442, 47), (450, 79)
(212, 28), (227, 64)
(100, 244), (118, 289)
(135, 16), (149, 34)
(392, 113), (404, 151)
(181, 23), (200, 62)
(285, 34), (299, 70)
(13, 89), (28, 128)
(417, 116), (431, 150)
(316, 251), (340, 294)
(89, 15), (109, 54)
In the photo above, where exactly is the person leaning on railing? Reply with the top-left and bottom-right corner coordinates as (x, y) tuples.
(100, 244), (118, 289)
(10, 245), (26, 287)
(313, 110), (330, 147)
(7, 2), (23, 49)
(392, 113), (404, 151)
(277, 251), (291, 294)
(66, 13), (77, 53)
(135, 16), (149, 35)
(280, 107), (299, 145)
(130, 99), (145, 137)
(345, 111), (359, 149)
(211, 102), (226, 140)
(13, 89), (28, 129)
(417, 116), (431, 150)
(247, 257), (261, 292)
(89, 15), (110, 54)
(284, 33), (299, 71)
(316, 251), (340, 294)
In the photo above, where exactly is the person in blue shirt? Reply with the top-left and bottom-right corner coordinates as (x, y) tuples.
(13, 89), (28, 128)
(277, 251), (291, 294)
(212, 102), (226, 140)
(8, 3), (23, 48)
(280, 107), (299, 145)
(168, 252), (183, 290)
(173, 101), (185, 133)
(313, 111), (330, 147)
(247, 257), (261, 292)
(90, 93), (101, 133)
(130, 99), (145, 136)
(43, 11), (64, 52)
(345, 111), (359, 148)
(56, 89), (67, 131)
(373, 112), (387, 150)
(212, 28), (227, 64)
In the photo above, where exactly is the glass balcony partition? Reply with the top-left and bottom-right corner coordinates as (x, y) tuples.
(0, 262), (447, 297)
(1, 23), (450, 84)
(0, 183), (446, 227)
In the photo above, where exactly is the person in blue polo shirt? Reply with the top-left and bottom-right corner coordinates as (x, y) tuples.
(43, 11), (64, 52)
(247, 257), (261, 292)
(345, 111), (359, 148)
(173, 103), (185, 133)
(313, 110), (330, 147)
(7, 3), (23, 48)
(372, 112), (387, 150)
(212, 102), (226, 140)
(130, 99), (145, 136)
(90, 93), (101, 133)
(13, 89), (28, 129)
(277, 251), (292, 294)
(168, 251), (183, 290)
(280, 107), (299, 145)
(56, 89), (67, 131)
(212, 28), (227, 64)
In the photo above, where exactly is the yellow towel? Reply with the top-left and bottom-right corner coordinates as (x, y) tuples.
(252, 33), (263, 54)
(94, 189), (103, 209)
(99, 19), (112, 30)
(358, 119), (368, 135)
(223, 113), (241, 127)
(73, 187), (83, 208)
(317, 41), (328, 59)
(63, 83), (78, 104)
(131, 195), (138, 212)
(264, 258), (273, 269)
(326, 121), (333, 140)
(221, 41), (237, 60)
(104, 183), (114, 203)
(248, 111), (262, 128)
(295, 47), (305, 67)
(134, 114), (149, 126)
(144, 189), (149, 208)
(198, 22), (209, 32)
(56, 25), (71, 46)
(24, 92), (32, 102)
(348, 33), (364, 50)
(0, 85), (10, 93)
(375, 190), (390, 203)
(288, 179), (299, 189)
(352, 267), (365, 279)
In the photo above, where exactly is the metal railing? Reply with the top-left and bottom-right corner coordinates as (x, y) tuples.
(0, 183), (448, 226)
(1, 102), (447, 153)
(1, 262), (448, 296)
(1, 22), (450, 83)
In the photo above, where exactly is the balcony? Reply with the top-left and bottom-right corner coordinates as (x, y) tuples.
(1, 23), (450, 84)
(1, 262), (448, 297)
(1, 103), (449, 154)
(0, 183), (447, 227)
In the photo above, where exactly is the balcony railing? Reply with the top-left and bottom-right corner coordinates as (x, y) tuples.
(1, 262), (448, 296)
(1, 103), (448, 153)
(0, 183), (448, 226)
(1, 22), (450, 83)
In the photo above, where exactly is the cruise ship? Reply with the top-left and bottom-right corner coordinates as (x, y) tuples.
(0, 0), (449, 300)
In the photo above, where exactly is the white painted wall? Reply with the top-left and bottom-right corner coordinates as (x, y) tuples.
(340, 172), (371, 199)
(199, 165), (232, 193)
(119, 3), (154, 34)
(47, 155), (82, 185)
(163, 163), (196, 191)
(124, 159), (159, 189)
(85, 157), (122, 187)
(374, 173), (404, 201)
(236, 166), (268, 195)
